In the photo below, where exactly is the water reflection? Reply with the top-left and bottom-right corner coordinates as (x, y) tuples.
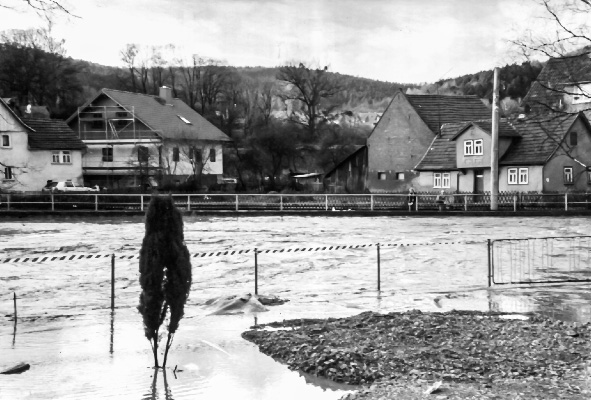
(110, 310), (115, 355)
(142, 370), (174, 400)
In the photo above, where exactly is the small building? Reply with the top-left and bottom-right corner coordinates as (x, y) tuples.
(67, 87), (232, 190)
(323, 145), (368, 193)
(0, 98), (86, 192)
(415, 113), (591, 193)
(365, 91), (492, 192)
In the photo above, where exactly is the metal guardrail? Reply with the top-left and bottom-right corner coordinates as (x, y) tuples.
(1, 192), (590, 212)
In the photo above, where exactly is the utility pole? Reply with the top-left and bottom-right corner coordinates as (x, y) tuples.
(490, 67), (500, 211)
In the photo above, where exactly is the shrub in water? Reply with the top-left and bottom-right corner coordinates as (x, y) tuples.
(138, 195), (192, 368)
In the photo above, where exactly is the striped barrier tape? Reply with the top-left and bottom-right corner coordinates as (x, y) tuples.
(0, 240), (485, 263)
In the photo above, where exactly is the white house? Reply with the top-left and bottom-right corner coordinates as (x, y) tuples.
(66, 87), (233, 189)
(0, 98), (86, 192)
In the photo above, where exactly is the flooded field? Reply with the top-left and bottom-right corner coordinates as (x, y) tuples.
(2, 215), (591, 399)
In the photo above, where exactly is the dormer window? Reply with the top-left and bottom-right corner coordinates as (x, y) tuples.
(464, 139), (483, 156)
(570, 131), (578, 146)
(572, 83), (591, 104)
(177, 115), (192, 124)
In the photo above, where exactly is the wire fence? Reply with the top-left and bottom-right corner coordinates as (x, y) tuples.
(2, 192), (591, 212)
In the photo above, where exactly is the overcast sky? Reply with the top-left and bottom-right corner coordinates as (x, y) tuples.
(0, 0), (550, 83)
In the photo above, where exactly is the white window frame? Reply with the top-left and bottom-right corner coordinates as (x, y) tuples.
(434, 172), (451, 188)
(464, 140), (473, 155)
(377, 172), (386, 180)
(508, 168), (518, 185)
(52, 150), (72, 164)
(395, 172), (405, 180)
(518, 168), (528, 184)
(1, 134), (11, 148)
(564, 167), (574, 184)
(473, 139), (483, 155)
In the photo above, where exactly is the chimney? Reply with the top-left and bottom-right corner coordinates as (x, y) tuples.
(159, 86), (173, 104)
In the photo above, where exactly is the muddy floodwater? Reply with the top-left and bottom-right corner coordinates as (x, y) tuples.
(2, 215), (591, 399)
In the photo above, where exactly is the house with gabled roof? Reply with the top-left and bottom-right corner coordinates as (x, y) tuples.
(523, 53), (591, 116)
(365, 91), (492, 192)
(415, 113), (591, 193)
(0, 98), (86, 192)
(67, 87), (232, 189)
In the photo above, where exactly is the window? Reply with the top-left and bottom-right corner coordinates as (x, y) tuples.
(1, 134), (10, 147)
(177, 115), (192, 124)
(572, 83), (591, 104)
(464, 140), (473, 155)
(564, 167), (574, 184)
(138, 146), (149, 162)
(518, 168), (528, 184)
(570, 132), (578, 146)
(51, 150), (71, 164)
(474, 139), (483, 155)
(434, 172), (451, 188)
(378, 172), (386, 180)
(102, 147), (113, 162)
(464, 139), (483, 156)
(3, 166), (13, 180)
(172, 147), (180, 162)
(395, 172), (405, 180)
(587, 170), (591, 185)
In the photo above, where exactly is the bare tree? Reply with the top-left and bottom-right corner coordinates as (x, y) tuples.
(1, 0), (75, 15)
(277, 62), (342, 137)
(120, 44), (139, 92)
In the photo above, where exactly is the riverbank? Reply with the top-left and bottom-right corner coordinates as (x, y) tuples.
(242, 310), (590, 399)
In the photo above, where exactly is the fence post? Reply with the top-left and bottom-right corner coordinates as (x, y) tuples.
(325, 195), (328, 211)
(280, 194), (283, 211)
(487, 239), (492, 287)
(513, 195), (517, 212)
(51, 193), (54, 211)
(236, 195), (239, 211)
(7, 193), (10, 211)
(416, 194), (419, 211)
(464, 195), (468, 211)
(13, 292), (17, 323)
(187, 195), (191, 212)
(565, 193), (568, 211)
(140, 195), (144, 211)
(370, 194), (374, 211)
(111, 254), (115, 310)
(377, 243), (381, 291)
(254, 248), (258, 295)
(95, 194), (98, 211)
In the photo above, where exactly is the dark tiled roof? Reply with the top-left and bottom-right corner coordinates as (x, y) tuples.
(414, 122), (463, 171)
(415, 119), (519, 171)
(500, 114), (579, 165)
(523, 54), (591, 110)
(415, 114), (584, 170)
(100, 89), (232, 142)
(406, 94), (492, 134)
(24, 118), (86, 150)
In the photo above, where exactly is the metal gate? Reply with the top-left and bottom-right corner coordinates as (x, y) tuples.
(488, 236), (591, 286)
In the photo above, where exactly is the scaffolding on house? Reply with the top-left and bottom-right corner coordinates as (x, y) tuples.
(76, 105), (160, 141)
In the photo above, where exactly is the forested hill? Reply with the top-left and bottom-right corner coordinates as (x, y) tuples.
(407, 61), (543, 109)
